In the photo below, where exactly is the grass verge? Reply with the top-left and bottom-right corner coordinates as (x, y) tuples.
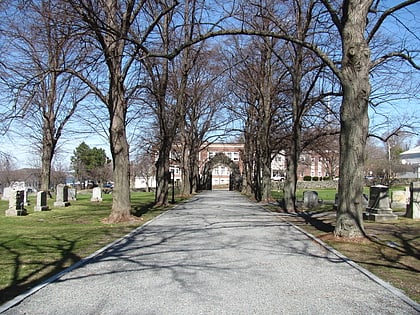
(269, 189), (420, 304)
(0, 191), (168, 305)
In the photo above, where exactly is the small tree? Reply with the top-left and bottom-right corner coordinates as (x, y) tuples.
(71, 142), (108, 185)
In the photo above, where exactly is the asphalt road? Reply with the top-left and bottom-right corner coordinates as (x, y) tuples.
(1, 190), (419, 314)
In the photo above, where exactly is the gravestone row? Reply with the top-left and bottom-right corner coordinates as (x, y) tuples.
(4, 183), (102, 216)
(307, 183), (419, 221)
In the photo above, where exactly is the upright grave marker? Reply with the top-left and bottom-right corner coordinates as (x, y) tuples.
(2, 187), (11, 201)
(407, 182), (420, 219)
(34, 191), (49, 211)
(91, 187), (103, 202)
(54, 184), (70, 207)
(5, 190), (26, 216)
(391, 190), (407, 210)
(365, 185), (397, 222)
(303, 191), (318, 208)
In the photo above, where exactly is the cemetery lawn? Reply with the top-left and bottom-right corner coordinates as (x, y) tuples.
(0, 191), (168, 306)
(271, 189), (420, 304)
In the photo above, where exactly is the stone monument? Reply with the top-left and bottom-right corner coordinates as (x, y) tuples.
(365, 185), (398, 222)
(54, 184), (70, 207)
(391, 190), (407, 210)
(303, 191), (318, 208)
(2, 187), (11, 201)
(5, 190), (27, 216)
(91, 187), (103, 202)
(34, 191), (49, 211)
(407, 182), (420, 219)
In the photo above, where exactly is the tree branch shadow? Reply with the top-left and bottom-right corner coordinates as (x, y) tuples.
(0, 235), (83, 305)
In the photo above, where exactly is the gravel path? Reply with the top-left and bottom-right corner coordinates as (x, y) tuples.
(1, 190), (418, 314)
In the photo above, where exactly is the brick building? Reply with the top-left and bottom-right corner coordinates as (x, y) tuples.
(134, 143), (337, 189)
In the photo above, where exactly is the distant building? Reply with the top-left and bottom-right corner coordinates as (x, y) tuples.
(133, 142), (339, 189)
(399, 146), (420, 178)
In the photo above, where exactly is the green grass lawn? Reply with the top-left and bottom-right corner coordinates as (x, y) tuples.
(271, 188), (338, 201)
(0, 191), (164, 305)
(271, 186), (404, 203)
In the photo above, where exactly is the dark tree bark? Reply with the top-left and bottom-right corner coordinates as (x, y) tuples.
(333, 0), (372, 237)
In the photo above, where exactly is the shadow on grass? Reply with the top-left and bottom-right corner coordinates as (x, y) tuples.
(0, 235), (82, 305)
(298, 212), (335, 233)
(131, 202), (157, 217)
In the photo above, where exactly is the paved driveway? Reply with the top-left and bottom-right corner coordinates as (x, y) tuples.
(1, 191), (418, 314)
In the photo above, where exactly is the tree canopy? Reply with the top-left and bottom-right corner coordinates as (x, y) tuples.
(71, 142), (108, 183)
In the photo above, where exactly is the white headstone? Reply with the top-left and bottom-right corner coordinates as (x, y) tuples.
(68, 188), (77, 201)
(91, 187), (103, 202)
(2, 187), (11, 201)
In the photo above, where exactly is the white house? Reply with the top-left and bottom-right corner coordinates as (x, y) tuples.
(399, 146), (420, 178)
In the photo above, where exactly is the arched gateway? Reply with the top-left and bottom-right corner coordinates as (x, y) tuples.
(200, 153), (242, 191)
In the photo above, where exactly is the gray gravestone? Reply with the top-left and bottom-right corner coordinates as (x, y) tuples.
(365, 185), (397, 222)
(391, 190), (407, 209)
(91, 187), (103, 202)
(54, 184), (70, 207)
(5, 190), (26, 216)
(34, 191), (49, 211)
(303, 191), (318, 208)
(407, 182), (420, 219)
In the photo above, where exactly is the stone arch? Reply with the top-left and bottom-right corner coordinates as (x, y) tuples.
(200, 153), (242, 191)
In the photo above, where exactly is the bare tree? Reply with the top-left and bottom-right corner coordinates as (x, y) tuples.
(0, 0), (88, 193)
(65, 0), (170, 220)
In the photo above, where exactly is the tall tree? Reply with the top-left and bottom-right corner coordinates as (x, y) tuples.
(67, 0), (135, 221)
(319, 0), (419, 237)
(0, 0), (87, 193)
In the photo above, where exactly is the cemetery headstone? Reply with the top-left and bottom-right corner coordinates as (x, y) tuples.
(2, 187), (11, 201)
(11, 182), (28, 206)
(68, 188), (77, 201)
(407, 182), (420, 219)
(365, 185), (397, 222)
(54, 184), (70, 207)
(303, 191), (318, 208)
(5, 190), (26, 216)
(34, 191), (49, 211)
(91, 186), (103, 202)
(391, 190), (407, 210)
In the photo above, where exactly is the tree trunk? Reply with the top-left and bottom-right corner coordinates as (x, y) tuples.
(155, 138), (172, 206)
(335, 0), (371, 238)
(40, 138), (54, 194)
(283, 148), (299, 212)
(283, 53), (303, 212)
(107, 88), (131, 222)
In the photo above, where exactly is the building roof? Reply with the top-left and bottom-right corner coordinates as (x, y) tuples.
(400, 146), (420, 165)
(400, 146), (420, 156)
